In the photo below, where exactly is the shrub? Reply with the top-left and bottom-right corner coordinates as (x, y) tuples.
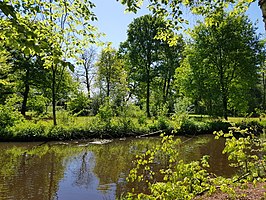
(178, 119), (209, 135)
(215, 128), (266, 183)
(178, 119), (231, 135)
(28, 95), (48, 115)
(57, 110), (75, 126)
(97, 100), (114, 120)
(0, 104), (23, 137)
(124, 134), (235, 200)
(47, 125), (71, 140)
(8, 121), (47, 141)
(67, 92), (91, 116)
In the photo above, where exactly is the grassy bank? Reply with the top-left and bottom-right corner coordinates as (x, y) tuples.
(1, 110), (265, 142)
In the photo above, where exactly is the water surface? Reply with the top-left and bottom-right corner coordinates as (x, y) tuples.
(0, 135), (233, 200)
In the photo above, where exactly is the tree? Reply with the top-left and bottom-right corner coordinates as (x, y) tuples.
(153, 36), (184, 114)
(118, 0), (257, 45)
(96, 44), (128, 107)
(77, 47), (97, 98)
(177, 12), (262, 119)
(121, 15), (167, 117)
(0, 0), (98, 125)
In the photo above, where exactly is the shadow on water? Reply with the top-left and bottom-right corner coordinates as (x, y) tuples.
(0, 135), (234, 200)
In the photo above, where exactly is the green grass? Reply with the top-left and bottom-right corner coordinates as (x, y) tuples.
(1, 110), (265, 142)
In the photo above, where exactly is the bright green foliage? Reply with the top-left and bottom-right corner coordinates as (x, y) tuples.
(176, 12), (262, 119)
(96, 44), (128, 106)
(119, 0), (256, 45)
(0, 104), (23, 136)
(121, 15), (176, 117)
(0, 48), (13, 103)
(27, 95), (49, 115)
(124, 134), (236, 200)
(215, 128), (266, 183)
(67, 92), (91, 116)
(0, 0), (98, 65)
(0, 0), (98, 125)
(123, 128), (266, 199)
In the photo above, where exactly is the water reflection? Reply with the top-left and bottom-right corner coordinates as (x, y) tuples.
(0, 135), (234, 200)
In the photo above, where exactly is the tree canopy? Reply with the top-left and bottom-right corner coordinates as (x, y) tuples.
(176, 12), (263, 119)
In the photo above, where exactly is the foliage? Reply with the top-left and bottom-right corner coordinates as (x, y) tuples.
(97, 99), (114, 124)
(176, 119), (231, 135)
(119, 0), (255, 46)
(120, 15), (173, 117)
(8, 121), (47, 141)
(122, 126), (266, 199)
(177, 12), (262, 119)
(67, 92), (91, 116)
(96, 44), (128, 104)
(0, 104), (23, 136)
(0, 48), (13, 104)
(27, 95), (49, 115)
(215, 127), (266, 183)
(0, 0), (99, 125)
(124, 134), (235, 200)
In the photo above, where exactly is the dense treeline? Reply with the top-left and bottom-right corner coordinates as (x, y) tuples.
(1, 14), (265, 121)
(0, 0), (265, 135)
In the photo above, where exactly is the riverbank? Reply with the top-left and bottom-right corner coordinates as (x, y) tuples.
(194, 182), (266, 200)
(0, 114), (264, 142)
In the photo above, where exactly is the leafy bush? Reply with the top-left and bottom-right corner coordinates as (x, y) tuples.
(57, 110), (75, 126)
(28, 95), (48, 115)
(67, 92), (91, 116)
(7, 121), (47, 141)
(124, 134), (235, 200)
(123, 129), (266, 199)
(178, 119), (231, 135)
(157, 115), (171, 130)
(47, 125), (71, 140)
(0, 104), (23, 137)
(97, 99), (114, 121)
(215, 128), (266, 183)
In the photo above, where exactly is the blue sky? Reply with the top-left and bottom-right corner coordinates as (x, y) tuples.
(91, 0), (265, 49)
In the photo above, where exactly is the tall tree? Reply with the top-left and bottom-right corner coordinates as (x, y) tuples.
(154, 36), (184, 113)
(96, 44), (128, 105)
(121, 15), (167, 117)
(177, 12), (262, 119)
(77, 47), (97, 98)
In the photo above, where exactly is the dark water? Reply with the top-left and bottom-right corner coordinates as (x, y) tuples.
(0, 135), (234, 200)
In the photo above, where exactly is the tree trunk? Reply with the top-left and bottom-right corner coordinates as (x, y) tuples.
(107, 77), (110, 98)
(85, 69), (90, 98)
(222, 93), (228, 120)
(165, 73), (171, 103)
(21, 68), (30, 116)
(163, 76), (167, 103)
(146, 70), (151, 117)
(21, 84), (30, 116)
(52, 66), (57, 126)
